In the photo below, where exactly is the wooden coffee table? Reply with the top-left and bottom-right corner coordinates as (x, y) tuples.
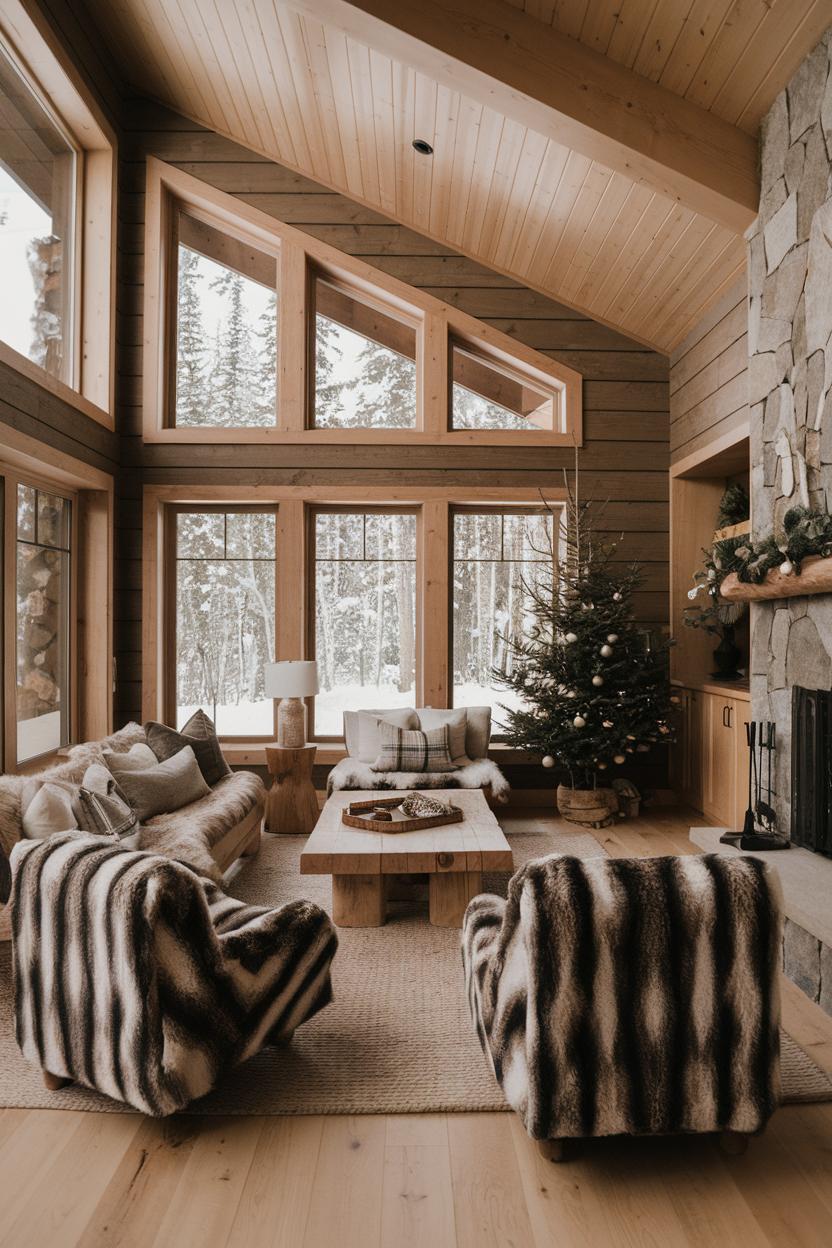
(300, 789), (514, 928)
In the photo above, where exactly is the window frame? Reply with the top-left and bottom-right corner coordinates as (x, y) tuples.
(144, 159), (583, 448)
(0, 1), (116, 425)
(307, 504), (421, 741)
(449, 504), (560, 737)
(164, 503), (281, 741)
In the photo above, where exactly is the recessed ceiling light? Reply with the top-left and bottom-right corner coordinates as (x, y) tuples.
(412, 138), (434, 155)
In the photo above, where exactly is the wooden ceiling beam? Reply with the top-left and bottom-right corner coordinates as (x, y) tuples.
(288, 0), (759, 235)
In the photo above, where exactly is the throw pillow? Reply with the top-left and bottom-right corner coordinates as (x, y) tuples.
(353, 709), (419, 763)
(372, 723), (457, 773)
(75, 763), (139, 840)
(103, 742), (158, 774)
(145, 710), (230, 787)
(114, 746), (211, 822)
(462, 706), (492, 760)
(417, 708), (470, 764)
(22, 782), (78, 839)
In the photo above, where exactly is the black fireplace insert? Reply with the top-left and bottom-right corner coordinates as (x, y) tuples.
(791, 686), (832, 855)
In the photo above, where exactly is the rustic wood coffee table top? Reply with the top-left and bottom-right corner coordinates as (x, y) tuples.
(300, 789), (513, 878)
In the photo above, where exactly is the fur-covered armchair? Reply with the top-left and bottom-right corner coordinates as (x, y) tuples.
(462, 853), (783, 1157)
(12, 832), (337, 1115)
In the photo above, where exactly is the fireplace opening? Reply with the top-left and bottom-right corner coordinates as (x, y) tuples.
(791, 686), (832, 856)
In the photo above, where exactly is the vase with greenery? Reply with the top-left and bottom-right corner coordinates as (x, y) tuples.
(496, 470), (675, 828)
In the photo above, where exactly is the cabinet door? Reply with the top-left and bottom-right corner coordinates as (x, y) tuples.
(704, 696), (737, 828)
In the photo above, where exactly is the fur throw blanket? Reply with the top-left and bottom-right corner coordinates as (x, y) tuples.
(462, 853), (782, 1141)
(327, 756), (510, 804)
(12, 833), (337, 1115)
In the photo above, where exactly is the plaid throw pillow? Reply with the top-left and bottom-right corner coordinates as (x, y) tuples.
(372, 722), (457, 773)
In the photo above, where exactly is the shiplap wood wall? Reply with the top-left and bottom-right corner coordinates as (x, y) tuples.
(114, 100), (670, 734)
(669, 276), (749, 467)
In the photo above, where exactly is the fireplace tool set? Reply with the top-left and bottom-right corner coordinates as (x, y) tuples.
(720, 721), (790, 851)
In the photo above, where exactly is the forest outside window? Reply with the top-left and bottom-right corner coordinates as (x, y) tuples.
(172, 210), (278, 428)
(451, 341), (558, 431)
(312, 509), (417, 736)
(16, 483), (72, 763)
(312, 276), (417, 429)
(452, 509), (555, 723)
(0, 39), (77, 385)
(171, 508), (278, 737)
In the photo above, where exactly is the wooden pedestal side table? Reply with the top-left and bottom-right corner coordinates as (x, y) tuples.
(265, 744), (320, 836)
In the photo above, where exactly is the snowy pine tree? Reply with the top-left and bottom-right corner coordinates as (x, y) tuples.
(175, 246), (207, 424)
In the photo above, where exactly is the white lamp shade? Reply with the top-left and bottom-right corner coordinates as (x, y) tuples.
(264, 660), (319, 698)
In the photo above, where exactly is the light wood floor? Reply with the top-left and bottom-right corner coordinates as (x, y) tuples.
(2, 807), (831, 1248)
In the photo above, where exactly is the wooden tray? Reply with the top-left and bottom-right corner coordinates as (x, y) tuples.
(342, 796), (464, 833)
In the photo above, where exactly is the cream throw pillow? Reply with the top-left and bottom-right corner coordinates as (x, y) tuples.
(22, 783), (78, 839)
(103, 742), (158, 774)
(417, 708), (469, 764)
(354, 709), (419, 763)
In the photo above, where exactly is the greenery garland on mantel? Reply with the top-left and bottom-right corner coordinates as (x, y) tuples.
(707, 506), (832, 590)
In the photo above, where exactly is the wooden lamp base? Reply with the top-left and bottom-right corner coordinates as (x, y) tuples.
(277, 697), (306, 748)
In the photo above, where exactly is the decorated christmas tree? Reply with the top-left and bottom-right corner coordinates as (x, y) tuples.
(497, 471), (675, 793)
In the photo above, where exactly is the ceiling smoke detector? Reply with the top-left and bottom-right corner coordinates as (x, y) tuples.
(412, 138), (434, 155)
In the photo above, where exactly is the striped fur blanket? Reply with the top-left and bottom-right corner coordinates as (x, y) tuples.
(462, 853), (783, 1141)
(11, 833), (337, 1115)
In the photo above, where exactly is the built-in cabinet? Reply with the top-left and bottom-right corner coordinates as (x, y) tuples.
(673, 683), (750, 829)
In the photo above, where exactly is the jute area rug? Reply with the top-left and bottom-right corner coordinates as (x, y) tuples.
(0, 827), (830, 1116)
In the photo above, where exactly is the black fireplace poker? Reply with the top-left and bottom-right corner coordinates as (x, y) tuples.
(720, 719), (789, 851)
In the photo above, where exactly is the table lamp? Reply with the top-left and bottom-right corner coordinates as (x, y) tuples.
(264, 661), (319, 748)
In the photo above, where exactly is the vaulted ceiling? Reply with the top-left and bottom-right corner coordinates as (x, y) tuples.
(83, 0), (830, 352)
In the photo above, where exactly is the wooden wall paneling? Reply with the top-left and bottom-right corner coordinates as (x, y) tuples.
(77, 487), (114, 740)
(280, 241), (308, 433)
(115, 105), (670, 738)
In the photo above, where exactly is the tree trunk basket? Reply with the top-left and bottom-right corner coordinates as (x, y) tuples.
(556, 784), (619, 829)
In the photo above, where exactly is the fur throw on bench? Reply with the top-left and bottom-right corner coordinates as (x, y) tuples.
(12, 833), (337, 1115)
(327, 756), (510, 804)
(462, 853), (782, 1141)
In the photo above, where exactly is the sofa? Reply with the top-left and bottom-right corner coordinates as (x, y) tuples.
(326, 706), (510, 804)
(0, 721), (265, 939)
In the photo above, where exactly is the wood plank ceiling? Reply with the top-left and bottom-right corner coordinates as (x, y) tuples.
(82, 0), (829, 352)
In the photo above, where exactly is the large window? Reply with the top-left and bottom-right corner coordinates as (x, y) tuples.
(312, 509), (417, 736)
(172, 508), (277, 736)
(16, 483), (72, 762)
(452, 510), (554, 722)
(173, 212), (278, 428)
(312, 276), (417, 429)
(451, 341), (557, 431)
(0, 41), (76, 384)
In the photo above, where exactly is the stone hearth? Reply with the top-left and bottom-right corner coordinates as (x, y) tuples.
(748, 31), (832, 835)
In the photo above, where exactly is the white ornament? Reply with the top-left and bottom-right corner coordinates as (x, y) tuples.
(779, 560), (795, 576)
(573, 715), (586, 729)
(607, 634), (619, 644)
(597, 762), (607, 770)
(600, 644), (614, 658)
(592, 674), (604, 687)
(613, 754), (626, 765)
(613, 592), (622, 602)
(566, 689), (576, 698)
(541, 755), (555, 768)
(602, 720), (614, 729)
(564, 632), (578, 644)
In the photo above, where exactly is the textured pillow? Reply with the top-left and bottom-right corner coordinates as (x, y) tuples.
(115, 746), (211, 822)
(417, 708), (470, 764)
(103, 742), (158, 774)
(145, 710), (231, 787)
(75, 763), (139, 840)
(351, 709), (419, 763)
(372, 723), (457, 773)
(463, 706), (492, 760)
(22, 783), (78, 839)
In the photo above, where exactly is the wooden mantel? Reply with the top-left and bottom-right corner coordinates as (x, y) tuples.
(720, 555), (832, 602)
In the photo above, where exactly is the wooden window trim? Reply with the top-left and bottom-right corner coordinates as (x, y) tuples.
(144, 159), (582, 447)
(143, 485), (568, 744)
(164, 504), (280, 741)
(0, 0), (117, 425)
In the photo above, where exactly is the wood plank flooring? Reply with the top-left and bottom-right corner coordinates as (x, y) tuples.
(2, 806), (831, 1248)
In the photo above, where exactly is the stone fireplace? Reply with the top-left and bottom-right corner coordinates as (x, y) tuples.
(748, 30), (832, 839)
